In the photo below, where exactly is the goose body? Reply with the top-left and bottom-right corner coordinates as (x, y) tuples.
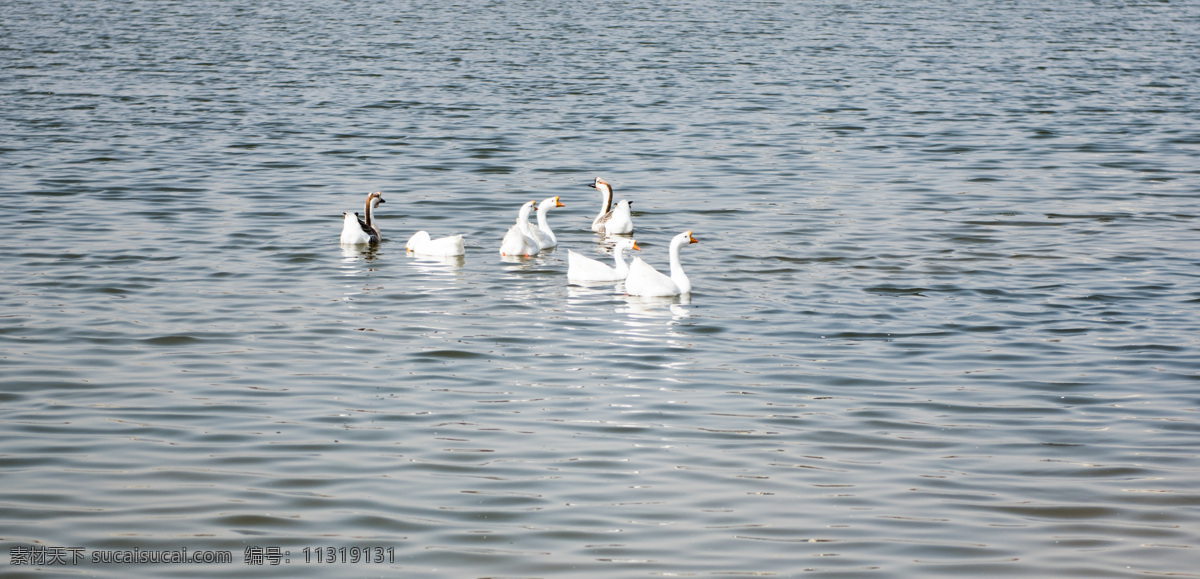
(589, 177), (634, 235)
(406, 231), (465, 257)
(567, 238), (640, 282)
(340, 191), (385, 244)
(499, 200), (541, 257)
(624, 230), (698, 297)
(340, 213), (372, 244)
(532, 196), (565, 249)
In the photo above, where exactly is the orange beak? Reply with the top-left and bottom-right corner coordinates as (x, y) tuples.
(632, 240), (642, 251)
(555, 196), (565, 208)
(687, 231), (698, 244)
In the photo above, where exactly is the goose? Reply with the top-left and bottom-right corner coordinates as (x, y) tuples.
(589, 177), (633, 235)
(567, 237), (641, 282)
(517, 200), (542, 248)
(406, 230), (465, 257)
(532, 196), (565, 249)
(340, 191), (385, 244)
(624, 230), (698, 297)
(499, 200), (541, 257)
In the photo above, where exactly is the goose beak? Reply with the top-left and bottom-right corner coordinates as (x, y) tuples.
(587, 181), (597, 189)
(632, 240), (642, 251)
(555, 196), (565, 207)
(688, 231), (698, 244)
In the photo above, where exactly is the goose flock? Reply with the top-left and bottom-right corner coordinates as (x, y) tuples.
(340, 177), (698, 297)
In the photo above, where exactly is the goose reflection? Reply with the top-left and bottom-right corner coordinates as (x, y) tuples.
(620, 294), (691, 319)
(340, 243), (382, 265)
(407, 253), (466, 270)
(566, 280), (623, 311)
(400, 249), (468, 297)
(338, 244), (382, 307)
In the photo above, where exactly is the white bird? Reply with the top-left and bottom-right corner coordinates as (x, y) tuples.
(625, 230), (698, 297)
(567, 237), (641, 282)
(340, 191), (385, 245)
(406, 230), (465, 257)
(589, 177), (633, 235)
(499, 200), (541, 257)
(532, 196), (565, 249)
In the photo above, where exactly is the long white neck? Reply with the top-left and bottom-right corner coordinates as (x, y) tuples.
(612, 244), (630, 277)
(668, 237), (691, 294)
(518, 204), (537, 237)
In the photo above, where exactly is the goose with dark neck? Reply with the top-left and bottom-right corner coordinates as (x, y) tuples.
(341, 191), (385, 245)
(589, 177), (633, 235)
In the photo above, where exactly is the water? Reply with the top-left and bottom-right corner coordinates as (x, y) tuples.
(2, 0), (1199, 576)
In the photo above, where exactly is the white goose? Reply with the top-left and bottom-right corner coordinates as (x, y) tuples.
(567, 237), (641, 282)
(340, 191), (385, 245)
(499, 200), (541, 257)
(589, 177), (633, 235)
(624, 230), (698, 297)
(406, 230), (465, 257)
(532, 196), (565, 249)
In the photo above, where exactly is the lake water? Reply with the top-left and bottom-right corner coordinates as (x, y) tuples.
(2, 0), (1199, 576)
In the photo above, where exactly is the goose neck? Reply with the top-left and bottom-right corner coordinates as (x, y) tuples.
(611, 245), (628, 275)
(668, 237), (691, 293)
(597, 185), (613, 218)
(668, 238), (683, 271)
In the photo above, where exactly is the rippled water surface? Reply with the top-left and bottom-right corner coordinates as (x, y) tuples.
(3, 0), (1199, 576)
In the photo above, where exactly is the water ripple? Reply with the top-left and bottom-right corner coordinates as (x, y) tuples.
(2, 0), (1199, 577)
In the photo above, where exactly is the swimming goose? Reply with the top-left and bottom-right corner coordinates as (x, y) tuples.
(624, 230), (698, 297)
(499, 200), (541, 257)
(406, 230), (466, 257)
(340, 191), (385, 245)
(589, 177), (633, 235)
(567, 237), (640, 282)
(532, 196), (565, 249)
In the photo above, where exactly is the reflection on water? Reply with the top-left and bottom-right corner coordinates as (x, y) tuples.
(339, 244), (382, 307)
(405, 252), (466, 271)
(566, 280), (620, 299)
(339, 243), (382, 265)
(620, 294), (691, 320)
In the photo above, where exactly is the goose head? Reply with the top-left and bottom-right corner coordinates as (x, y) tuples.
(518, 200), (537, 221)
(538, 196), (565, 214)
(682, 231), (699, 245)
(589, 177), (613, 195)
(615, 237), (641, 253)
(363, 191), (386, 228)
(406, 230), (430, 251)
(667, 230), (699, 253)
